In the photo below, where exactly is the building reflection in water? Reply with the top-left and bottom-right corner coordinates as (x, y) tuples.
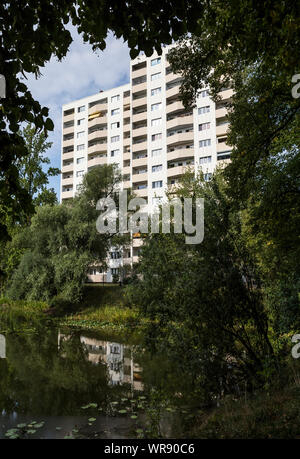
(58, 332), (143, 391)
(0, 334), (5, 359)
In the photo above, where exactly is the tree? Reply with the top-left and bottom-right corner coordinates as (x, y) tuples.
(0, 0), (202, 241)
(7, 164), (123, 303)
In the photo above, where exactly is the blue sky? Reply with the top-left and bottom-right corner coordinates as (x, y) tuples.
(26, 26), (131, 201)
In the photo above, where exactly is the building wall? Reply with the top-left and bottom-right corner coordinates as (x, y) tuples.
(60, 45), (232, 282)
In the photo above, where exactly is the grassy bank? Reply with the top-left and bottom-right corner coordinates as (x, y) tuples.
(189, 383), (300, 439)
(0, 284), (143, 334)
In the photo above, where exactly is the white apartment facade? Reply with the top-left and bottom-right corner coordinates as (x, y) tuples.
(60, 45), (233, 282)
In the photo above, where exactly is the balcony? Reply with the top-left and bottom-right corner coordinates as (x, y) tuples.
(166, 131), (194, 146)
(166, 85), (181, 99)
(132, 111), (147, 123)
(88, 103), (107, 116)
(62, 138), (74, 148)
(132, 66), (147, 79)
(61, 190), (73, 199)
(166, 100), (185, 114)
(123, 137), (131, 147)
(217, 142), (230, 153)
(63, 112), (74, 123)
(167, 148), (195, 162)
(219, 89), (234, 100)
(166, 114), (193, 130)
(215, 107), (228, 119)
(123, 151), (131, 161)
(62, 176), (73, 187)
(88, 143), (107, 155)
(166, 71), (182, 84)
(132, 125), (147, 138)
(133, 238), (143, 247)
(132, 80), (147, 92)
(167, 164), (194, 178)
(62, 163), (74, 174)
(87, 156), (107, 168)
(123, 180), (131, 189)
(88, 130), (108, 142)
(63, 125), (74, 136)
(132, 140), (147, 152)
(88, 114), (107, 126)
(133, 188), (148, 198)
(132, 172), (148, 183)
(132, 97), (147, 110)
(216, 123), (229, 137)
(123, 95), (130, 106)
(62, 151), (74, 161)
(132, 156), (148, 168)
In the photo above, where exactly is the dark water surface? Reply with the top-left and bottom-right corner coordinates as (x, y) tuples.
(0, 326), (198, 439)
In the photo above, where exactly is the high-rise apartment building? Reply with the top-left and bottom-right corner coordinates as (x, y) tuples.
(60, 45), (233, 282)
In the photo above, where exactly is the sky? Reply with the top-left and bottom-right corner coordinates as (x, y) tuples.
(26, 26), (131, 201)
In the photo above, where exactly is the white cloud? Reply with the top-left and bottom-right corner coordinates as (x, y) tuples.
(25, 26), (130, 199)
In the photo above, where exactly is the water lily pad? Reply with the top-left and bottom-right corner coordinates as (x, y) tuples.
(131, 415), (138, 419)
(136, 429), (143, 433)
(27, 429), (36, 434)
(118, 409), (127, 414)
(17, 424), (27, 429)
(88, 417), (96, 422)
(56, 427), (62, 431)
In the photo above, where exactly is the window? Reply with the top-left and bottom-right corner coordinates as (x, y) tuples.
(204, 173), (212, 181)
(111, 95), (120, 103)
(111, 135), (120, 143)
(111, 268), (119, 276)
(152, 133), (162, 141)
(77, 118), (85, 126)
(111, 149), (120, 157)
(151, 118), (162, 127)
(110, 252), (121, 259)
(77, 144), (85, 151)
(151, 57), (161, 66)
(199, 156), (212, 164)
(198, 106), (210, 114)
(76, 157), (84, 164)
(77, 131), (84, 138)
(78, 105), (85, 112)
(151, 72), (161, 81)
(151, 102), (162, 111)
(151, 148), (162, 157)
(152, 180), (163, 188)
(199, 89), (209, 98)
(199, 139), (211, 147)
(199, 122), (210, 131)
(111, 121), (120, 129)
(151, 87), (161, 96)
(152, 164), (162, 172)
(76, 170), (85, 177)
(111, 108), (120, 116)
(217, 151), (231, 161)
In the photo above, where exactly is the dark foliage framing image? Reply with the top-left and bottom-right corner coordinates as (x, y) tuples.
(0, 0), (300, 445)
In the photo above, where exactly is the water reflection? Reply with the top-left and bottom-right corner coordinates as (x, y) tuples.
(59, 332), (143, 391)
(0, 334), (5, 359)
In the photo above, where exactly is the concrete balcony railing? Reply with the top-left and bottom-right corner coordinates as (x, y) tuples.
(61, 177), (73, 187)
(132, 125), (147, 138)
(123, 123), (130, 132)
(167, 148), (195, 162)
(132, 157), (147, 168)
(166, 85), (181, 99)
(219, 89), (234, 100)
(216, 123), (229, 137)
(132, 81), (147, 93)
(215, 107), (228, 119)
(166, 100), (185, 114)
(88, 103), (107, 116)
(132, 140), (147, 152)
(63, 125), (74, 136)
(217, 142), (231, 153)
(132, 97), (147, 109)
(167, 164), (194, 178)
(88, 130), (107, 142)
(132, 111), (147, 123)
(88, 115), (107, 127)
(123, 152), (131, 161)
(166, 114), (193, 130)
(63, 113), (74, 123)
(61, 163), (74, 174)
(87, 156), (107, 168)
(165, 72), (182, 83)
(88, 143), (107, 155)
(61, 190), (73, 199)
(62, 138), (74, 148)
(131, 66), (147, 79)
(123, 137), (131, 147)
(132, 172), (148, 183)
(166, 131), (194, 146)
(132, 255), (139, 263)
(123, 95), (130, 106)
(62, 151), (75, 161)
(133, 188), (148, 198)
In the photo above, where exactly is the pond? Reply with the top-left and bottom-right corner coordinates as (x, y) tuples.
(0, 325), (201, 439)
